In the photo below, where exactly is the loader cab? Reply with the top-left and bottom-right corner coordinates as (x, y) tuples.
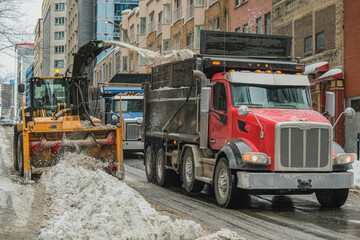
(29, 77), (71, 115)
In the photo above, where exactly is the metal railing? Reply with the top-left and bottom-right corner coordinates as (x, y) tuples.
(186, 4), (194, 20)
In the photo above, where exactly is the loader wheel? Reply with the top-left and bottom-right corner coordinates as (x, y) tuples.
(17, 133), (24, 176)
(315, 189), (349, 207)
(182, 148), (204, 193)
(155, 147), (172, 187)
(13, 130), (19, 170)
(214, 158), (240, 208)
(145, 145), (156, 183)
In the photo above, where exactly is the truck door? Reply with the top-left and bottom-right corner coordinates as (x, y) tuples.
(209, 82), (228, 150)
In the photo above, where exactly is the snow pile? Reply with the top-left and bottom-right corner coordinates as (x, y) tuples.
(38, 153), (242, 240)
(350, 158), (360, 188)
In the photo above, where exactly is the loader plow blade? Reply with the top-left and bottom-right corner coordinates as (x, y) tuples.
(27, 127), (124, 179)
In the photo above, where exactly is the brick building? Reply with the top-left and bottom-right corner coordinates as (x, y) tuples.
(344, 0), (360, 153)
(272, 0), (348, 147)
(230, 0), (272, 34)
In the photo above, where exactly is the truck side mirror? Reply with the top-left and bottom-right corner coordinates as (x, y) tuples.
(18, 83), (25, 93)
(238, 105), (249, 117)
(344, 107), (355, 119)
(200, 87), (211, 113)
(325, 92), (335, 117)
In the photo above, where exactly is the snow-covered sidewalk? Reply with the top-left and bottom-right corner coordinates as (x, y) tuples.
(38, 153), (242, 240)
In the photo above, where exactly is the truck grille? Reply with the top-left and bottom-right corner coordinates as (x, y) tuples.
(275, 123), (332, 171)
(126, 123), (141, 140)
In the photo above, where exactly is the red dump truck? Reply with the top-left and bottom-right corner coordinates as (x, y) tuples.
(143, 31), (356, 208)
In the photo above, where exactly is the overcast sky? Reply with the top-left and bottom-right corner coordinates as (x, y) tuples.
(0, 0), (43, 79)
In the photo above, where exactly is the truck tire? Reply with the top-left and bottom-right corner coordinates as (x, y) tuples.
(214, 157), (240, 208)
(182, 148), (204, 193)
(315, 189), (349, 207)
(145, 145), (156, 183)
(18, 133), (24, 176)
(155, 147), (172, 187)
(13, 128), (19, 170)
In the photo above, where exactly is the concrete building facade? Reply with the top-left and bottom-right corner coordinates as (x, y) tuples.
(40, 0), (67, 76)
(34, 19), (44, 77)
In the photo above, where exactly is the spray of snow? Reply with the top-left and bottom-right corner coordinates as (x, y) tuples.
(103, 41), (194, 64)
(38, 152), (242, 240)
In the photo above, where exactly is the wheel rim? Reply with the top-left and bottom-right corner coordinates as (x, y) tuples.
(157, 152), (163, 180)
(217, 168), (229, 199)
(185, 157), (193, 183)
(145, 149), (152, 176)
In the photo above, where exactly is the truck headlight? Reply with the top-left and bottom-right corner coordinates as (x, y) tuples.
(242, 152), (271, 165)
(333, 153), (355, 165)
(112, 115), (119, 122)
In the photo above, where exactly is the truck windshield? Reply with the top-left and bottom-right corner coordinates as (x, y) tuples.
(113, 99), (143, 113)
(32, 78), (70, 110)
(230, 83), (312, 109)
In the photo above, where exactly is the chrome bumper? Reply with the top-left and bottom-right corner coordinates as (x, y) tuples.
(236, 172), (354, 190)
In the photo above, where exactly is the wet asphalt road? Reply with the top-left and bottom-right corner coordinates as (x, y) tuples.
(124, 156), (360, 240)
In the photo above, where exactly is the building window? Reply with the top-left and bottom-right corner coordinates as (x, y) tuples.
(173, 0), (182, 23)
(235, 0), (240, 7)
(140, 17), (146, 35)
(186, 32), (194, 50)
(163, 4), (170, 24)
(129, 53), (133, 72)
(195, 0), (204, 7)
(265, 13), (271, 35)
(55, 3), (65, 11)
(54, 60), (64, 68)
(242, 24), (248, 33)
(102, 64), (106, 82)
(109, 57), (113, 79)
(173, 34), (180, 50)
(256, 17), (262, 34)
(163, 39), (170, 51)
(316, 32), (324, 50)
(55, 46), (64, 54)
(195, 25), (204, 49)
(55, 31), (64, 39)
(122, 56), (128, 71)
(115, 52), (120, 73)
(187, 0), (194, 20)
(209, 17), (220, 30)
(304, 36), (313, 53)
(55, 17), (65, 25)
(158, 12), (162, 34)
(209, 0), (217, 6)
(129, 25), (135, 43)
(122, 29), (128, 43)
(148, 11), (155, 33)
(139, 55), (146, 65)
(235, 27), (241, 32)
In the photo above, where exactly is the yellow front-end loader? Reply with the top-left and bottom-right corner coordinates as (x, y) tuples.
(13, 41), (124, 182)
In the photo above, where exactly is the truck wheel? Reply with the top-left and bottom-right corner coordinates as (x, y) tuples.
(145, 145), (156, 183)
(214, 157), (240, 208)
(13, 128), (19, 170)
(182, 148), (204, 193)
(315, 189), (349, 207)
(155, 147), (172, 187)
(18, 133), (24, 176)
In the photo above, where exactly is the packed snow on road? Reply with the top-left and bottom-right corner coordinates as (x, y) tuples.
(0, 127), (242, 240)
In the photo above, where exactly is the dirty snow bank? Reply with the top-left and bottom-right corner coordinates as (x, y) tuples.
(39, 153), (242, 240)
(350, 158), (360, 188)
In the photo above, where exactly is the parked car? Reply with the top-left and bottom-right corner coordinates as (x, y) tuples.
(0, 116), (12, 126)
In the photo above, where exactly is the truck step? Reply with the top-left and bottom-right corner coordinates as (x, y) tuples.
(196, 176), (213, 184)
(200, 158), (215, 165)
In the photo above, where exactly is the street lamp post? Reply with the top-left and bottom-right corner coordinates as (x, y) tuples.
(104, 20), (130, 44)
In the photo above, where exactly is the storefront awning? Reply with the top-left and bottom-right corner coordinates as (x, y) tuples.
(304, 61), (329, 75)
(317, 68), (343, 81)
